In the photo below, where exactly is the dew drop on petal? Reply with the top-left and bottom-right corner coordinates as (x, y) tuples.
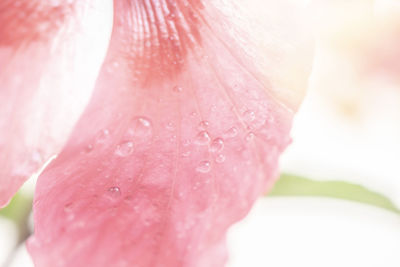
(115, 141), (134, 157)
(196, 161), (211, 173)
(83, 144), (93, 153)
(166, 121), (175, 131)
(173, 86), (183, 93)
(182, 151), (191, 157)
(107, 187), (121, 199)
(137, 117), (152, 128)
(194, 131), (211, 145)
(193, 181), (201, 190)
(198, 120), (209, 130)
(64, 203), (73, 213)
(224, 127), (238, 138)
(96, 129), (110, 143)
(215, 154), (226, 163)
(246, 132), (255, 142)
(210, 138), (224, 153)
(182, 139), (191, 146)
(243, 110), (256, 122)
(128, 117), (153, 138)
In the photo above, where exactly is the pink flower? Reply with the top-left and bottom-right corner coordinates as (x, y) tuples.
(0, 1), (313, 266)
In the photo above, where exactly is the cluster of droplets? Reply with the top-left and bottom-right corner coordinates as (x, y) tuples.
(190, 114), (261, 173)
(191, 120), (231, 173)
(80, 116), (153, 193)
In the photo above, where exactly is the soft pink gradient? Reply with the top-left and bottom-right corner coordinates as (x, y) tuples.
(1, 0), (312, 266)
(0, 0), (112, 207)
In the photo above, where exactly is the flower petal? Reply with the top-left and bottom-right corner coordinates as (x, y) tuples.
(28, 0), (312, 266)
(0, 0), (113, 207)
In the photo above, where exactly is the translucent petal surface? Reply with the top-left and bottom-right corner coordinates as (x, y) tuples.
(0, 0), (113, 207)
(28, 0), (313, 266)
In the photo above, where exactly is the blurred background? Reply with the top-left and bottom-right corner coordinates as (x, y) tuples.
(1, 0), (400, 266)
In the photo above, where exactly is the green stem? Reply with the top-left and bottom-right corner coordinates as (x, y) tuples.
(269, 173), (400, 215)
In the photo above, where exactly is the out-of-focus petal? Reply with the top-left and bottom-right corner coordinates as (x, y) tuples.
(28, 0), (313, 266)
(312, 0), (400, 83)
(0, 0), (113, 207)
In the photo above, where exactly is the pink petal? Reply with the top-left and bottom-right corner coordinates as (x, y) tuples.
(28, 1), (313, 266)
(0, 0), (113, 207)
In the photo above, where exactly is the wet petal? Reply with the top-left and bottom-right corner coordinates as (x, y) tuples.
(28, 0), (313, 266)
(0, 0), (113, 207)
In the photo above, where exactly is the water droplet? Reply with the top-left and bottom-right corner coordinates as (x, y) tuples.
(107, 187), (121, 199)
(173, 86), (183, 93)
(215, 154), (226, 163)
(64, 203), (73, 213)
(196, 161), (211, 173)
(243, 110), (255, 122)
(224, 127), (238, 138)
(198, 121), (209, 130)
(127, 117), (152, 138)
(115, 142), (134, 157)
(246, 132), (255, 142)
(83, 144), (93, 153)
(96, 129), (110, 143)
(166, 122), (175, 131)
(193, 181), (201, 190)
(210, 138), (224, 153)
(182, 151), (191, 157)
(194, 131), (210, 145)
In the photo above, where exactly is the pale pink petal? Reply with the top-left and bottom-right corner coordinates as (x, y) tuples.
(28, 0), (313, 266)
(312, 0), (400, 82)
(0, 0), (113, 207)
